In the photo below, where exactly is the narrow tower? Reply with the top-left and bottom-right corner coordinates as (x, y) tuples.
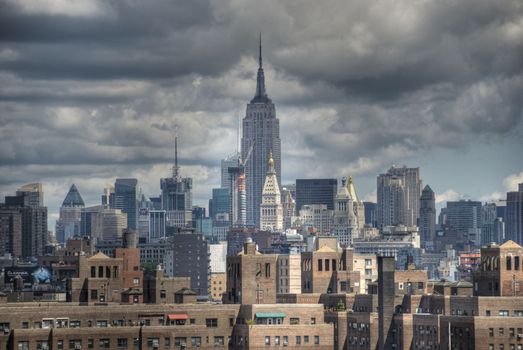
(259, 151), (283, 231)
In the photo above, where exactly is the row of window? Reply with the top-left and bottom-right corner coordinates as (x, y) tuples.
(265, 335), (320, 346)
(488, 328), (523, 337)
(488, 345), (523, 350)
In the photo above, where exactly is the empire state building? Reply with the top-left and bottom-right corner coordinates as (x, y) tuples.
(242, 35), (281, 227)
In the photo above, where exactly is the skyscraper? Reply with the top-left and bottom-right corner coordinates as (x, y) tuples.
(4, 184), (47, 257)
(221, 153), (240, 190)
(113, 178), (138, 230)
(160, 135), (193, 228)
(242, 35), (281, 227)
(259, 152), (283, 231)
(377, 166), (421, 229)
(443, 200), (482, 247)
(0, 206), (22, 257)
(56, 184), (85, 243)
(506, 183), (523, 244)
(419, 185), (436, 251)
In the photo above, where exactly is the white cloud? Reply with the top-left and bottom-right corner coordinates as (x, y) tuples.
(503, 171), (523, 192)
(435, 189), (461, 204)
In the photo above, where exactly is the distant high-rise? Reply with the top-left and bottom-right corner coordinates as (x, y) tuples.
(295, 179), (338, 212)
(506, 183), (523, 244)
(364, 202), (377, 227)
(15, 183), (43, 208)
(0, 206), (22, 257)
(221, 153), (240, 190)
(242, 35), (281, 227)
(209, 188), (231, 221)
(419, 185), (436, 251)
(160, 135), (193, 228)
(112, 178), (138, 230)
(377, 166), (421, 229)
(444, 200), (482, 247)
(56, 184), (85, 243)
(259, 152), (283, 231)
(3, 184), (47, 257)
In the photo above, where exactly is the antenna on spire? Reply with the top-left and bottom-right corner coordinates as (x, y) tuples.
(172, 124), (180, 179)
(259, 32), (262, 68)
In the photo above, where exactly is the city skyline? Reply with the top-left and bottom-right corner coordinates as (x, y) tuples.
(1, 0), (522, 227)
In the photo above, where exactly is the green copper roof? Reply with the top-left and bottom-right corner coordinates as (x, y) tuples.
(255, 312), (286, 318)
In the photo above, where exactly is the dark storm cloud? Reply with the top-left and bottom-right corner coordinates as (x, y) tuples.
(0, 0), (522, 225)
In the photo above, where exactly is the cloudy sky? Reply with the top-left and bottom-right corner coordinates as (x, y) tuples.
(1, 0), (522, 227)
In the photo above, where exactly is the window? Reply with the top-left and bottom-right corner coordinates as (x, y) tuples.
(191, 337), (201, 347)
(418, 282), (424, 289)
(290, 318), (300, 325)
(398, 283), (404, 290)
(133, 277), (140, 285)
(91, 266), (96, 277)
(489, 328), (494, 336)
(304, 336), (309, 343)
(516, 256), (520, 270)
(499, 328), (505, 335)
(190, 318), (195, 325)
(174, 338), (186, 347)
(275, 336), (280, 346)
(36, 341), (49, 350)
(69, 340), (81, 349)
(325, 259), (330, 271)
(87, 339), (94, 349)
(164, 338), (170, 348)
(332, 259), (336, 271)
(117, 338), (128, 348)
(283, 336), (288, 346)
(147, 338), (159, 348)
(318, 259), (323, 271)
(311, 317), (316, 325)
(340, 281), (348, 291)
(91, 289), (98, 300)
(486, 310), (491, 316)
(70, 320), (81, 328)
(17, 342), (29, 350)
(510, 328), (515, 337)
(99, 339), (110, 349)
(160, 290), (166, 299)
(296, 336), (301, 345)
(507, 256), (512, 270)
(499, 310), (509, 317)
(98, 266), (103, 277)
(214, 337), (224, 346)
(265, 263), (271, 277)
(21, 322), (28, 329)
(96, 320), (108, 327)
(314, 336), (320, 345)
(206, 318), (218, 328)
(365, 259), (372, 267)
(265, 336), (270, 346)
(229, 318), (234, 327)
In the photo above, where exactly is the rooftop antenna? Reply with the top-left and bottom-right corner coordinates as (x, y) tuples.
(259, 32), (262, 68)
(172, 124), (180, 179)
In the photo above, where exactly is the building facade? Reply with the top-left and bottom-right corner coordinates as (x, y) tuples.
(506, 183), (523, 244)
(295, 178), (337, 212)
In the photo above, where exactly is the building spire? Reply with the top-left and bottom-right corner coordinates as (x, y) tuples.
(253, 33), (267, 100)
(172, 126), (180, 179)
(259, 32), (262, 68)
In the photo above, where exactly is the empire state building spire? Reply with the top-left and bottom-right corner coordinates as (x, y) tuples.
(253, 33), (269, 102)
